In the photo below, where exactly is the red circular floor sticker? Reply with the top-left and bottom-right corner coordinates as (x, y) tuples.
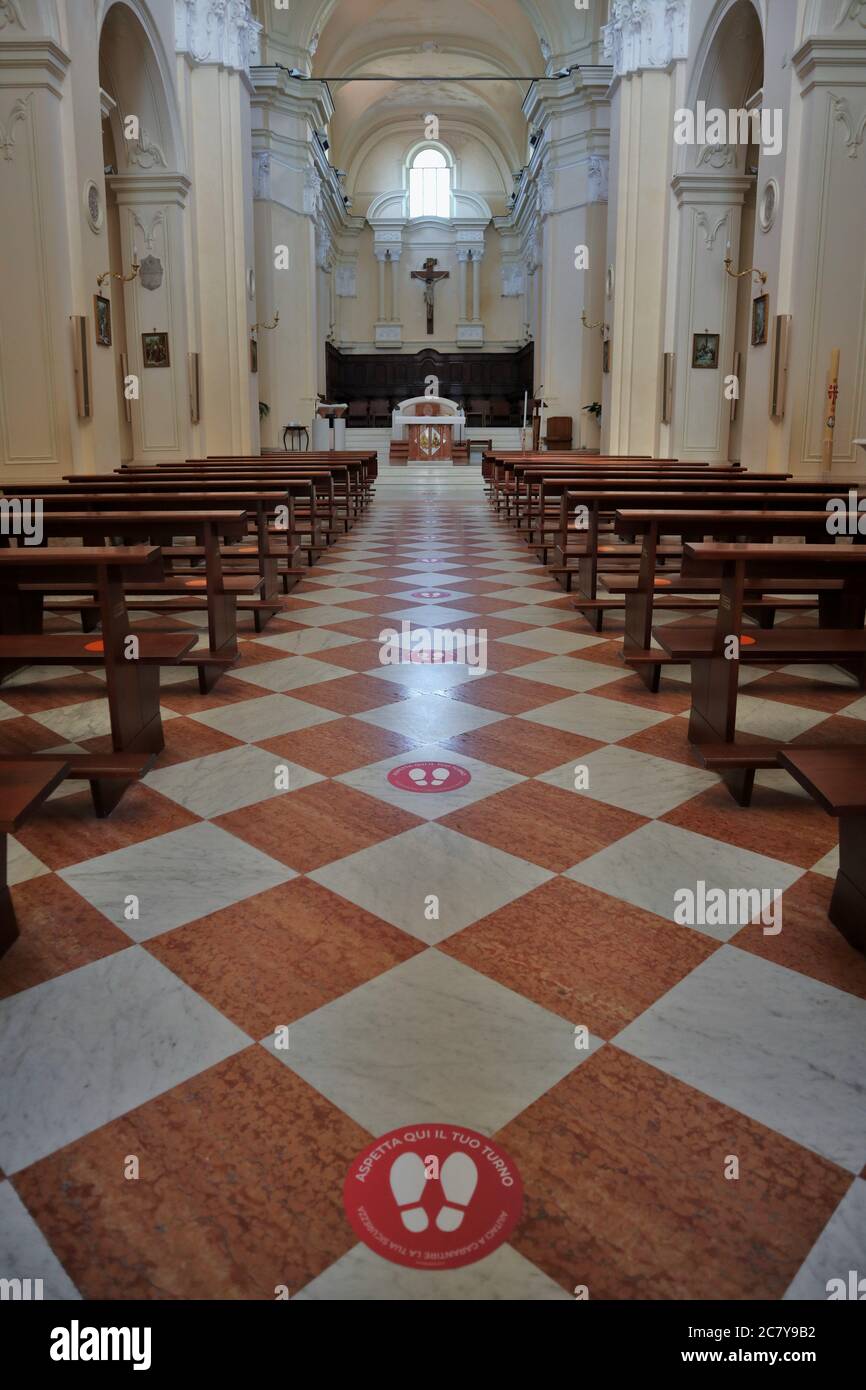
(388, 762), (471, 793)
(409, 589), (452, 601)
(344, 1124), (523, 1270)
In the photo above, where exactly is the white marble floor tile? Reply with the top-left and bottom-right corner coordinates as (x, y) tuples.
(539, 744), (717, 817)
(287, 604), (375, 628)
(309, 822), (550, 942)
(366, 661), (488, 692)
(0, 1182), (81, 1299)
(33, 698), (178, 744)
(811, 846), (840, 878)
(145, 743), (321, 817)
(390, 573), (470, 589)
(520, 693), (670, 742)
(566, 819), (803, 937)
(356, 694), (505, 740)
(265, 947), (593, 1135)
(59, 820), (295, 938)
(734, 693), (830, 741)
(0, 664), (82, 689)
(7, 837), (50, 887)
(495, 629), (606, 655)
(509, 656), (630, 692)
(0, 698), (18, 720)
(614, 947), (866, 1173)
(190, 693), (339, 741)
(249, 629), (360, 655)
(336, 742), (525, 821)
(486, 587), (564, 605)
(231, 654), (354, 692)
(0, 947), (249, 1173)
(382, 606), (479, 627)
(784, 1179), (866, 1300)
(777, 663), (861, 690)
(493, 605), (578, 627)
(294, 587), (377, 606)
(293, 1241), (571, 1301)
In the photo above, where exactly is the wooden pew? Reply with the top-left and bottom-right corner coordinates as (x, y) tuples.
(554, 485), (864, 627)
(23, 511), (254, 693)
(1, 760), (69, 956)
(655, 542), (866, 805)
(612, 508), (846, 690)
(6, 489), (301, 624)
(778, 748), (866, 954)
(0, 546), (197, 814)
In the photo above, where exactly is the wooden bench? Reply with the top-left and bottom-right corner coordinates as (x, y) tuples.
(778, 748), (866, 954)
(1, 759), (69, 956)
(0, 547), (197, 814)
(655, 543), (866, 805)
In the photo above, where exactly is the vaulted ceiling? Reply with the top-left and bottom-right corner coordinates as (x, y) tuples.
(253, 0), (600, 194)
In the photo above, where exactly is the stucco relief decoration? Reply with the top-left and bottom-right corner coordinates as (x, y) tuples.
(695, 209), (730, 251)
(837, 1), (866, 29)
(127, 128), (167, 171)
(587, 155), (609, 204)
(501, 262), (524, 297)
(132, 210), (165, 255)
(829, 92), (866, 158)
(252, 150), (271, 200)
(0, 90), (32, 162)
(316, 219), (333, 271)
(175, 0), (261, 72)
(304, 166), (323, 218)
(139, 255), (164, 291)
(0, 0), (25, 31)
(336, 263), (357, 297)
(538, 163), (555, 217)
(697, 143), (736, 169)
(603, 0), (688, 79)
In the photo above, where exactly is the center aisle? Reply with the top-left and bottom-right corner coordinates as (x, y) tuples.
(5, 489), (863, 1302)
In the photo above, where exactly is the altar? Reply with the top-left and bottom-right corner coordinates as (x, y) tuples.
(391, 396), (466, 464)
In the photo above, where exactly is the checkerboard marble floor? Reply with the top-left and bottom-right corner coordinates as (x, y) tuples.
(2, 490), (866, 1302)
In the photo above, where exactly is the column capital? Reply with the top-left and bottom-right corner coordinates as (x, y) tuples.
(672, 172), (753, 209)
(175, 0), (261, 74)
(603, 0), (689, 82)
(106, 172), (192, 208)
(793, 36), (866, 92)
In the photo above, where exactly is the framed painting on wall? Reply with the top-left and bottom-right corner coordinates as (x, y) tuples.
(692, 332), (720, 369)
(142, 331), (170, 368)
(94, 295), (112, 348)
(752, 294), (769, 347)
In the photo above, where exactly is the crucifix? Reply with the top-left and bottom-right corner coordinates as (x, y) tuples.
(411, 257), (450, 336)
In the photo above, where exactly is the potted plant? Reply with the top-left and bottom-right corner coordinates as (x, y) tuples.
(259, 401), (270, 422)
(582, 402), (602, 423)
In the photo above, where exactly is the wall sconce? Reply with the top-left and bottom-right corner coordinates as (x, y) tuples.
(96, 261), (140, 290)
(723, 241), (767, 289)
(581, 309), (608, 338)
(251, 311), (280, 332)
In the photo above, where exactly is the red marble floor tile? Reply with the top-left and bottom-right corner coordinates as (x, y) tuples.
(313, 640), (393, 672)
(730, 872), (866, 999)
(554, 636), (628, 666)
(13, 785), (200, 871)
(0, 673), (107, 715)
(214, 778), (422, 872)
(0, 714), (68, 755)
(462, 616), (541, 641)
(594, 673), (694, 715)
(662, 781), (839, 869)
(14, 1049), (370, 1300)
(327, 616), (403, 641)
(791, 713), (866, 747)
(498, 1047), (851, 1300)
(446, 672), (575, 714)
(619, 716), (715, 769)
(1, 876), (130, 1000)
(440, 718), (602, 775)
(442, 878), (716, 1036)
(159, 675), (267, 716)
(151, 716), (242, 768)
(440, 781), (644, 872)
(148, 879), (423, 1035)
(745, 670), (863, 715)
(288, 673), (413, 714)
(259, 718), (417, 776)
(337, 596), (404, 616)
(231, 641), (300, 669)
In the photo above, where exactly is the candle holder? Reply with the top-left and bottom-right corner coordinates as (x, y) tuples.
(96, 261), (140, 290)
(723, 256), (767, 289)
(581, 309), (608, 338)
(251, 311), (280, 332)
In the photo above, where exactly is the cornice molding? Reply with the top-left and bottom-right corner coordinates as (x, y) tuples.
(250, 66), (335, 127)
(603, 0), (689, 83)
(793, 35), (866, 91)
(0, 38), (70, 97)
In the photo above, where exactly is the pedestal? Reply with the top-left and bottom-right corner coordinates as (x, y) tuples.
(312, 417), (346, 450)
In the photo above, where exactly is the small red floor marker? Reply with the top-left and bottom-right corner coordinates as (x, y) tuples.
(388, 762), (471, 793)
(409, 590), (452, 601)
(343, 1124), (523, 1270)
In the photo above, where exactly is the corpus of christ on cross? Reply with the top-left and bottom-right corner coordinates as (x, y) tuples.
(411, 257), (450, 335)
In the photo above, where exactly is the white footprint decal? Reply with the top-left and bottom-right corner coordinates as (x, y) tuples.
(389, 1152), (429, 1232)
(431, 767), (450, 787)
(436, 1152), (478, 1232)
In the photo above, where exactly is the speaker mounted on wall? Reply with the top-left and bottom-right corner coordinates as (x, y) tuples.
(770, 314), (791, 420)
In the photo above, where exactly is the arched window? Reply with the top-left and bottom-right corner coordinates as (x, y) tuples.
(409, 147), (451, 219)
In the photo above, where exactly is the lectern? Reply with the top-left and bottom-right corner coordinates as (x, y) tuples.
(312, 403), (348, 451)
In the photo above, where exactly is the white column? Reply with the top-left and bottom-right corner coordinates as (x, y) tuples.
(472, 253), (481, 322)
(390, 248), (402, 321)
(377, 253), (387, 320)
(458, 253), (468, 319)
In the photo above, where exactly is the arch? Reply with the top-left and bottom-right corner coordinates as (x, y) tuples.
(680, 0), (766, 177)
(97, 0), (186, 176)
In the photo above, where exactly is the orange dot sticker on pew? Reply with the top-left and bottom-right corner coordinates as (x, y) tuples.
(654, 578), (672, 587)
(84, 640), (104, 653)
(184, 579), (207, 588)
(741, 635), (757, 646)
